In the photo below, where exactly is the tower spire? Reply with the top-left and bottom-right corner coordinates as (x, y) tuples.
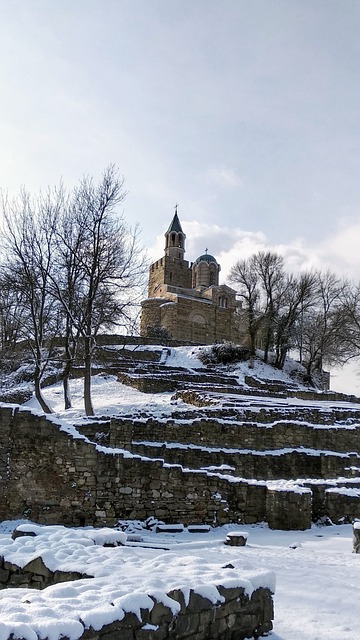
(165, 206), (186, 259)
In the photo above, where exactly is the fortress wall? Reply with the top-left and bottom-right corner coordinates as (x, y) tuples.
(130, 442), (357, 480)
(78, 585), (273, 640)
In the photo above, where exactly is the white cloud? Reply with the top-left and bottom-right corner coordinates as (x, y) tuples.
(206, 167), (243, 189)
(148, 219), (360, 285)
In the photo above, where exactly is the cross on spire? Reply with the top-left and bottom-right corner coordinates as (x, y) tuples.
(205, 247), (208, 254)
(174, 203), (178, 214)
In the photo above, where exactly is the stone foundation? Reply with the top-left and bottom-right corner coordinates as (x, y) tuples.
(0, 554), (87, 590)
(79, 585), (273, 640)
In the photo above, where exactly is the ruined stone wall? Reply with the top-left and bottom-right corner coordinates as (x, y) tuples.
(130, 442), (358, 480)
(1, 406), (359, 529)
(80, 585), (273, 640)
(0, 406), (268, 527)
(0, 555), (274, 640)
(109, 416), (360, 457)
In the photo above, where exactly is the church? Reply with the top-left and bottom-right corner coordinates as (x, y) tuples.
(140, 209), (243, 344)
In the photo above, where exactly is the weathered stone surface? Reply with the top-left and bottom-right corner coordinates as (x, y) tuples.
(353, 523), (360, 553)
(23, 556), (53, 578)
(225, 532), (248, 546)
(11, 528), (36, 540)
(1, 374), (360, 531)
(266, 489), (312, 530)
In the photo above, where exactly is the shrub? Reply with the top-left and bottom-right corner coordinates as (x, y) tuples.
(199, 342), (251, 365)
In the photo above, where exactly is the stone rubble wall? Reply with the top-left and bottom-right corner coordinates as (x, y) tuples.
(130, 441), (359, 480)
(78, 585), (273, 640)
(0, 543), (274, 640)
(0, 405), (269, 527)
(0, 405), (359, 530)
(109, 412), (360, 466)
(109, 416), (360, 458)
(0, 554), (87, 590)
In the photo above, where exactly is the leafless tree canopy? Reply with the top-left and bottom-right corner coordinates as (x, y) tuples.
(0, 166), (147, 415)
(230, 251), (355, 381)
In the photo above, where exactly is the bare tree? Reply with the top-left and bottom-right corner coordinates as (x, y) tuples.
(52, 166), (147, 415)
(229, 256), (261, 361)
(1, 188), (62, 413)
(0, 271), (26, 351)
(253, 251), (286, 362)
(298, 270), (349, 382)
(273, 271), (317, 369)
(330, 280), (360, 361)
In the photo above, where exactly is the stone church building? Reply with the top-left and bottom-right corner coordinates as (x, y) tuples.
(140, 210), (242, 344)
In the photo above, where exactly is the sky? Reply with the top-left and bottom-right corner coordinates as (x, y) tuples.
(2, 0), (360, 390)
(2, 0), (360, 274)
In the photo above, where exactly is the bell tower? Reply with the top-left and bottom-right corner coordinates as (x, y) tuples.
(164, 205), (186, 260)
(147, 207), (192, 297)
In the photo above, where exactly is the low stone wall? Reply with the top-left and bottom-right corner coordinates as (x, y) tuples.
(130, 441), (358, 480)
(109, 415), (360, 457)
(266, 488), (312, 530)
(0, 405), (268, 527)
(0, 555), (87, 590)
(324, 488), (360, 523)
(79, 585), (273, 640)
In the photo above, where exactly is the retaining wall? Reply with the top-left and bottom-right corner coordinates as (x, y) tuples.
(1, 406), (359, 529)
(109, 416), (360, 456)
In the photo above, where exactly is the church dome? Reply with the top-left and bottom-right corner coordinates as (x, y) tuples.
(195, 253), (218, 265)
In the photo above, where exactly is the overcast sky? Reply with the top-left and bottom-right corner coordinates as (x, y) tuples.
(2, 0), (360, 390)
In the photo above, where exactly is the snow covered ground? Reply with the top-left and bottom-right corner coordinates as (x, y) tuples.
(23, 346), (359, 423)
(0, 521), (358, 640)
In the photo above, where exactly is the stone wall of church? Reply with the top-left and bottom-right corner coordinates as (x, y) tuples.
(141, 296), (240, 344)
(148, 256), (192, 297)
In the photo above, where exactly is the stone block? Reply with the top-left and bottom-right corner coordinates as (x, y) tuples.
(187, 590), (214, 613)
(149, 599), (174, 626)
(23, 557), (54, 578)
(224, 531), (248, 546)
(353, 522), (360, 552)
(0, 568), (9, 583)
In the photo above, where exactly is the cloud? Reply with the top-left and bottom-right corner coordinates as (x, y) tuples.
(205, 167), (243, 189)
(148, 218), (360, 285)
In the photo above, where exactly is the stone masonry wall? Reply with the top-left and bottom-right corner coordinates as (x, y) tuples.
(130, 442), (358, 480)
(79, 585), (273, 640)
(109, 416), (360, 457)
(0, 406), (268, 527)
(1, 406), (359, 529)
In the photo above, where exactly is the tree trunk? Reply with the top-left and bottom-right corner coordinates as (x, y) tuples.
(62, 358), (72, 410)
(84, 335), (94, 416)
(62, 336), (74, 410)
(34, 364), (53, 414)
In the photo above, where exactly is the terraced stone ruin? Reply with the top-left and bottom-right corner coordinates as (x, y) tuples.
(1, 345), (360, 530)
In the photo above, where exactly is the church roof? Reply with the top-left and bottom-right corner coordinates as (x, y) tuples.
(195, 252), (218, 265)
(166, 212), (184, 235)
